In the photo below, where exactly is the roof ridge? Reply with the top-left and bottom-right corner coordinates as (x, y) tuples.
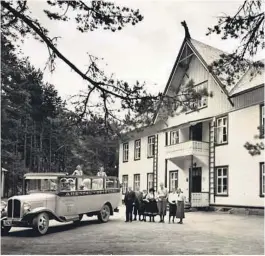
(190, 38), (229, 55)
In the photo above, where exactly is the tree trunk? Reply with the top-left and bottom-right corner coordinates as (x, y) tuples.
(40, 126), (43, 172)
(33, 122), (36, 170)
(49, 127), (52, 172)
(29, 134), (33, 170)
(23, 117), (27, 169)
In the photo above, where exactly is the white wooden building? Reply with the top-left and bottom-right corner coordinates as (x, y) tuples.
(119, 32), (264, 209)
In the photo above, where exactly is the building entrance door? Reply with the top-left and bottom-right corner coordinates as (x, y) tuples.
(191, 167), (202, 192)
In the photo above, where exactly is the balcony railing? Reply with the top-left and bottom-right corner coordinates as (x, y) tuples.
(165, 140), (209, 159)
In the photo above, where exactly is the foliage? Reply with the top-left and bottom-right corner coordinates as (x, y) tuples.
(207, 0), (264, 156)
(1, 35), (119, 196)
(1, 0), (209, 130)
(207, 0), (264, 87)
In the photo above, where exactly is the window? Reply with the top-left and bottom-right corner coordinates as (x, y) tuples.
(170, 130), (179, 145)
(147, 136), (155, 158)
(216, 116), (228, 144)
(260, 105), (264, 138)
(122, 175), (128, 194)
(147, 173), (153, 191)
(123, 143), (129, 162)
(260, 162), (264, 197)
(169, 171), (178, 192)
(188, 81), (208, 111)
(134, 139), (141, 160)
(134, 174), (140, 190)
(215, 166), (228, 196)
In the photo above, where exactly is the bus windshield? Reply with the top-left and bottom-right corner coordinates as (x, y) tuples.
(25, 178), (58, 194)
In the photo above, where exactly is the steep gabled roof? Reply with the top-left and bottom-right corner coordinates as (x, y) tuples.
(229, 59), (265, 97)
(153, 37), (233, 123)
(153, 35), (264, 124)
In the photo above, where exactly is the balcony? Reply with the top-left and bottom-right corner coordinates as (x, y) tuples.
(165, 140), (209, 159)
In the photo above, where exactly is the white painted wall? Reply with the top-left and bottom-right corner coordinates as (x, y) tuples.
(215, 105), (264, 207)
(119, 135), (154, 192)
(118, 44), (264, 208)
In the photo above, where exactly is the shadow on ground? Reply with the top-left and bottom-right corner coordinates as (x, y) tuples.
(3, 218), (120, 238)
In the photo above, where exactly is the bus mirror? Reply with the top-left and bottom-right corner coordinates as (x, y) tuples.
(120, 184), (122, 188)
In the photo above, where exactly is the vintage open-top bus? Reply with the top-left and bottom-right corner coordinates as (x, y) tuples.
(1, 173), (120, 235)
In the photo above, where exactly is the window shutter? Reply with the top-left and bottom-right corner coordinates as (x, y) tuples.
(165, 132), (168, 146)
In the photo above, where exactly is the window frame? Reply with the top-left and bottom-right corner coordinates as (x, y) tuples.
(186, 80), (208, 113)
(134, 139), (141, 161)
(122, 143), (129, 162)
(260, 162), (264, 197)
(170, 130), (179, 145)
(260, 104), (264, 138)
(147, 173), (154, 192)
(122, 175), (128, 195)
(147, 135), (155, 158)
(133, 174), (140, 191)
(215, 166), (229, 196)
(215, 116), (228, 145)
(169, 170), (178, 192)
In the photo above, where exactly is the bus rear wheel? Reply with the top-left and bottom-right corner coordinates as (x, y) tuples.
(98, 204), (110, 223)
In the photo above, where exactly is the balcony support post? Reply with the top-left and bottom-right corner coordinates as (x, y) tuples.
(189, 155), (193, 203)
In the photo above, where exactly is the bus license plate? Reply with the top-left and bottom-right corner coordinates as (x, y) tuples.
(3, 220), (12, 226)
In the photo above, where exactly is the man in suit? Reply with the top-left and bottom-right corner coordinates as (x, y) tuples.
(124, 187), (135, 222)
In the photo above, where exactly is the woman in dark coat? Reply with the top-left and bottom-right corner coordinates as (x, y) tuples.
(144, 188), (158, 222)
(176, 188), (185, 224)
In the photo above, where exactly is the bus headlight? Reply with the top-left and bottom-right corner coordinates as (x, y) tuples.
(23, 202), (31, 213)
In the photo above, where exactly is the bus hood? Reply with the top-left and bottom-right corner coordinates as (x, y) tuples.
(9, 193), (56, 203)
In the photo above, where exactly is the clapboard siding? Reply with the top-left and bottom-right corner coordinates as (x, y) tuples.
(231, 86), (264, 109)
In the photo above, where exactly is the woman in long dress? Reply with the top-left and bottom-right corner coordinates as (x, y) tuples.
(168, 188), (177, 223)
(176, 188), (185, 224)
(139, 190), (147, 221)
(144, 188), (158, 222)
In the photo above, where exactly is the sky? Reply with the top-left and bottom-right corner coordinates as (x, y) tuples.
(19, 0), (264, 106)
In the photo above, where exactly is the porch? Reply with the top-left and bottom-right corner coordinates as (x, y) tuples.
(165, 155), (210, 208)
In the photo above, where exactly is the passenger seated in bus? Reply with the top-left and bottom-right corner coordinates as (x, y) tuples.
(68, 178), (76, 191)
(92, 178), (103, 190)
(60, 178), (70, 191)
(82, 178), (91, 190)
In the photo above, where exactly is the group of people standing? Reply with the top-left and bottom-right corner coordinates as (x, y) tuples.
(124, 183), (185, 224)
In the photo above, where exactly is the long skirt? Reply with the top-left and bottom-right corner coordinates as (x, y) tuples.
(169, 203), (177, 216)
(176, 201), (185, 219)
(157, 198), (167, 216)
(138, 200), (145, 215)
(144, 200), (158, 216)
